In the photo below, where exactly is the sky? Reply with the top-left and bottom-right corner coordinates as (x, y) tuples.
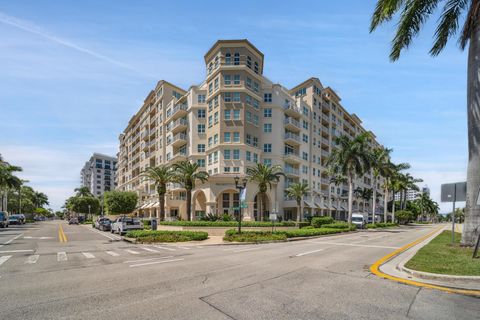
(0, 1), (468, 212)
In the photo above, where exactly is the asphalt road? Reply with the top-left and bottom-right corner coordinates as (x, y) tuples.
(0, 221), (478, 320)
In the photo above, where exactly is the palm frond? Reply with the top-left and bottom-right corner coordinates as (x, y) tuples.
(459, 0), (480, 49)
(370, 0), (407, 31)
(431, 0), (468, 55)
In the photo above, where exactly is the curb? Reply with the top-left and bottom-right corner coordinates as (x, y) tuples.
(399, 264), (480, 282)
(370, 226), (480, 297)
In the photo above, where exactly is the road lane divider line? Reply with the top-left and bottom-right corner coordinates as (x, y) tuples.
(370, 225), (480, 297)
(310, 242), (400, 249)
(105, 251), (120, 257)
(178, 246), (191, 250)
(0, 255), (12, 266)
(58, 224), (67, 243)
(233, 247), (261, 253)
(82, 225), (122, 241)
(0, 249), (34, 253)
(141, 247), (160, 253)
(153, 245), (176, 251)
(123, 256), (175, 264)
(125, 249), (140, 255)
(129, 258), (184, 268)
(25, 255), (40, 264)
(82, 252), (95, 259)
(294, 249), (325, 257)
(57, 252), (67, 262)
(0, 233), (23, 248)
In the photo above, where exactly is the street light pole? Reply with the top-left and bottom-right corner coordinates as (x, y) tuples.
(88, 204), (91, 222)
(234, 176), (247, 234)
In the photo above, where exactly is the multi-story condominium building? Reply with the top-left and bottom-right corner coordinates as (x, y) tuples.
(117, 39), (385, 221)
(394, 186), (430, 202)
(81, 153), (118, 196)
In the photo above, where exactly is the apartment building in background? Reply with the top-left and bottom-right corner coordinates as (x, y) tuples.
(81, 153), (118, 196)
(394, 186), (430, 202)
(116, 39), (385, 221)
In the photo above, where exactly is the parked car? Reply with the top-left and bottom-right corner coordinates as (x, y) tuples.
(68, 217), (79, 225)
(8, 215), (21, 225)
(111, 216), (143, 234)
(0, 211), (9, 228)
(17, 214), (26, 224)
(34, 215), (46, 221)
(351, 213), (367, 229)
(94, 217), (111, 231)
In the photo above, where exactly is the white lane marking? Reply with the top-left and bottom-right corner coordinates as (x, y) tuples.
(0, 249), (34, 253)
(310, 241), (400, 249)
(123, 256), (174, 264)
(82, 252), (95, 259)
(84, 226), (121, 241)
(57, 252), (67, 262)
(233, 247), (261, 253)
(0, 255), (12, 266)
(0, 233), (23, 248)
(25, 255), (40, 264)
(105, 251), (120, 257)
(177, 246), (191, 250)
(129, 258), (184, 268)
(196, 246), (204, 249)
(153, 245), (176, 251)
(141, 247), (159, 253)
(23, 236), (53, 240)
(125, 249), (140, 255)
(294, 249), (325, 257)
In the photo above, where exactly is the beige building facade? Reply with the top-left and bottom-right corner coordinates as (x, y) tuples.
(116, 39), (385, 221)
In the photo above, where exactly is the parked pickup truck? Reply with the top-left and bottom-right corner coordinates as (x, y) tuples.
(111, 216), (143, 235)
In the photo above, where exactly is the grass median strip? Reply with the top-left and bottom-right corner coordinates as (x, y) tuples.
(126, 230), (208, 243)
(405, 231), (480, 276)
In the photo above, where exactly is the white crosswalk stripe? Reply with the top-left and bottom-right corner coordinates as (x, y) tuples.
(82, 252), (95, 259)
(105, 251), (120, 257)
(125, 249), (140, 255)
(25, 254), (40, 264)
(57, 252), (67, 262)
(177, 246), (191, 250)
(153, 245), (176, 251)
(141, 247), (159, 253)
(0, 255), (12, 266)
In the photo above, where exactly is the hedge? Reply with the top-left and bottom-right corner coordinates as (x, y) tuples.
(126, 230), (208, 243)
(284, 227), (353, 238)
(321, 222), (353, 229)
(311, 216), (334, 228)
(366, 222), (399, 229)
(159, 221), (297, 227)
(223, 230), (287, 242)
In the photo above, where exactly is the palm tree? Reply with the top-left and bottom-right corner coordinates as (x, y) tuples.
(246, 163), (285, 221)
(398, 173), (423, 210)
(329, 173), (348, 219)
(370, 147), (392, 224)
(74, 187), (93, 197)
(141, 165), (174, 221)
(285, 182), (310, 224)
(387, 162), (411, 222)
(0, 156), (22, 212)
(326, 133), (373, 224)
(33, 191), (49, 208)
(370, 0), (479, 245)
(172, 161), (209, 221)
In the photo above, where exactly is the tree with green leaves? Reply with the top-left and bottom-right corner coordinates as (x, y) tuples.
(370, 147), (392, 224)
(285, 182), (310, 223)
(141, 165), (174, 220)
(370, 0), (479, 244)
(33, 191), (49, 208)
(246, 163), (285, 221)
(172, 161), (209, 221)
(103, 190), (138, 215)
(0, 155), (22, 212)
(326, 132), (372, 224)
(74, 187), (93, 197)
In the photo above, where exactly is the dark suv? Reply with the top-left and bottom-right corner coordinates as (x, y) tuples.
(0, 211), (9, 228)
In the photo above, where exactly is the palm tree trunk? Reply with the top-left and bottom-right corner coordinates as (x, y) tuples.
(383, 185), (389, 223)
(158, 192), (165, 221)
(186, 189), (192, 221)
(296, 201), (301, 224)
(463, 22), (480, 245)
(392, 190), (396, 223)
(347, 177), (353, 224)
(259, 193), (263, 222)
(372, 182), (377, 226)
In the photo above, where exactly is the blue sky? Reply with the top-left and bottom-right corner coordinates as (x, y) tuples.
(0, 1), (467, 212)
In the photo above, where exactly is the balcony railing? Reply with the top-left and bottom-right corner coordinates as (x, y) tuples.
(284, 166), (299, 175)
(283, 117), (300, 128)
(284, 132), (300, 142)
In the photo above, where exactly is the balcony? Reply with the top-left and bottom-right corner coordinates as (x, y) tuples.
(321, 177), (330, 185)
(283, 102), (301, 117)
(169, 151), (187, 163)
(283, 117), (301, 132)
(321, 137), (329, 146)
(169, 103), (188, 121)
(168, 118), (188, 134)
(284, 132), (301, 145)
(321, 149), (330, 157)
(284, 166), (300, 177)
(168, 133), (187, 148)
(284, 152), (301, 164)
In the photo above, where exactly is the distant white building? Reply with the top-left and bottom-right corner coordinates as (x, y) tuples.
(394, 185), (429, 201)
(80, 153), (117, 196)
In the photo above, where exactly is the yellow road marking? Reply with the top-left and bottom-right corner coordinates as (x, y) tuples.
(370, 225), (480, 297)
(58, 224), (67, 243)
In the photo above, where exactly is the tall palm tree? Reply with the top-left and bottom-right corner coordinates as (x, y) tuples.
(0, 156), (22, 212)
(141, 165), (174, 221)
(370, 147), (392, 224)
(74, 187), (93, 197)
(172, 161), (209, 221)
(33, 191), (49, 208)
(326, 133), (373, 224)
(286, 182), (310, 223)
(398, 173), (424, 210)
(329, 173), (348, 219)
(370, 0), (479, 244)
(246, 163), (285, 221)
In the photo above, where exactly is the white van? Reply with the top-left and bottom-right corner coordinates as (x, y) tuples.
(351, 213), (366, 229)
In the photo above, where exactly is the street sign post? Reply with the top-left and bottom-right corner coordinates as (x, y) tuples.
(441, 182), (466, 244)
(269, 212), (277, 232)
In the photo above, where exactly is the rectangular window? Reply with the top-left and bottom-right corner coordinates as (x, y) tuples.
(225, 52), (231, 65)
(208, 83), (213, 94)
(208, 116), (213, 128)
(214, 77), (219, 90)
(234, 74), (240, 85)
(302, 152), (308, 161)
(253, 153), (258, 163)
(197, 144), (205, 153)
(214, 96), (219, 108)
(224, 149), (231, 160)
(208, 153), (212, 165)
(233, 149), (240, 160)
(233, 167), (240, 173)
(213, 134), (218, 145)
(197, 95), (206, 104)
(246, 77), (252, 88)
(208, 137), (213, 147)
(246, 134), (252, 145)
(233, 92), (241, 102)
(263, 144), (272, 153)
(246, 111), (252, 123)
(303, 120), (308, 129)
(224, 92), (231, 102)
(224, 75), (231, 85)
(233, 109), (240, 120)
(197, 109), (206, 118)
(214, 112), (219, 124)
(234, 52), (240, 65)
(253, 82), (259, 93)
(224, 167), (231, 173)
(208, 101), (213, 112)
(246, 56), (252, 68)
(254, 61), (259, 73)
(197, 124), (205, 133)
(263, 108), (272, 117)
(303, 134), (308, 143)
(253, 99), (259, 110)
(197, 159), (205, 167)
(253, 137), (258, 147)
(253, 114), (259, 126)
(233, 132), (240, 142)
(213, 151), (218, 163)
(264, 123), (272, 133)
(264, 93), (272, 103)
(263, 158), (272, 166)
(303, 106), (309, 116)
(224, 132), (231, 143)
(224, 110), (231, 120)
(246, 151), (251, 161)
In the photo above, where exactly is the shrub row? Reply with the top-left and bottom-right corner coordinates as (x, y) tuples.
(311, 216), (334, 228)
(126, 230), (208, 243)
(366, 222), (399, 229)
(321, 222), (352, 229)
(159, 220), (297, 227)
(223, 229), (287, 242)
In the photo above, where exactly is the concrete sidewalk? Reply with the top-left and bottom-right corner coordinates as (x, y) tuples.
(379, 225), (480, 291)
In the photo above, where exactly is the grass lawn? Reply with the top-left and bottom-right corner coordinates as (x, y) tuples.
(405, 231), (480, 276)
